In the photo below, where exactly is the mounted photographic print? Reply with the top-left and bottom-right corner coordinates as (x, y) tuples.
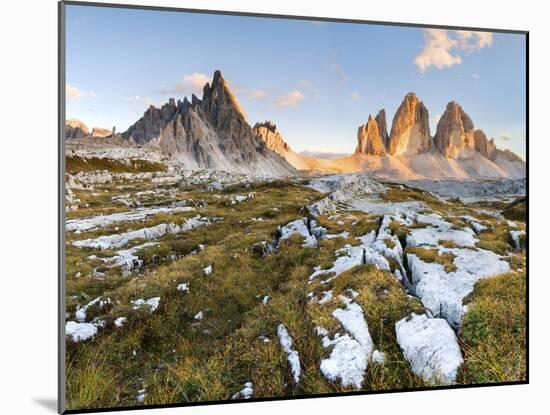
(59, 1), (528, 413)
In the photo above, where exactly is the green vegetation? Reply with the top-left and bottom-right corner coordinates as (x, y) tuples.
(502, 197), (527, 223)
(67, 155), (166, 174)
(65, 163), (527, 409)
(460, 271), (526, 383)
(476, 220), (514, 255)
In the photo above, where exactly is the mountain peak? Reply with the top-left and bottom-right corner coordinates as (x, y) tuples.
(212, 69), (224, 85)
(387, 92), (430, 155)
(254, 120), (291, 154)
(356, 114), (386, 156)
(254, 120), (278, 133)
(434, 101), (475, 158)
(65, 118), (89, 139)
(121, 70), (296, 176)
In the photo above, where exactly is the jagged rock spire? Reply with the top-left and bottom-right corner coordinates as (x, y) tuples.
(120, 70), (296, 176)
(434, 101), (475, 159)
(253, 121), (291, 154)
(474, 129), (497, 160)
(355, 114), (386, 156)
(387, 92), (431, 156)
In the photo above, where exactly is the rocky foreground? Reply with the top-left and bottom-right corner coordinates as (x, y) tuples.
(64, 159), (526, 410)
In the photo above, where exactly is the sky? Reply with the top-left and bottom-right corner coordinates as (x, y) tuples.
(65, 5), (527, 159)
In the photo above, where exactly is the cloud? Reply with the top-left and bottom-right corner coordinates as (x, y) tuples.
(274, 90), (304, 108)
(434, 114), (442, 124)
(183, 72), (210, 91)
(414, 29), (493, 72)
(247, 89), (268, 99)
(414, 29), (462, 72)
(66, 83), (96, 100)
(455, 30), (493, 51)
(350, 91), (361, 100)
(328, 62), (349, 83)
(499, 135), (512, 141)
(472, 73), (480, 80)
(159, 72), (210, 96)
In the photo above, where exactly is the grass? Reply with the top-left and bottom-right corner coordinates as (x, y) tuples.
(476, 220), (514, 255)
(405, 246), (457, 273)
(459, 271), (526, 384)
(67, 155), (166, 174)
(502, 197), (527, 223)
(388, 220), (409, 247)
(65, 164), (527, 409)
(66, 349), (119, 410)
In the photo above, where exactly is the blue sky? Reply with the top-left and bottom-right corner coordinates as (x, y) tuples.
(66, 5), (527, 158)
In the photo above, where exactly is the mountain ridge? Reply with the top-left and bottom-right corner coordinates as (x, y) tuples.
(254, 91), (524, 179)
(67, 71), (525, 180)
(120, 71), (297, 177)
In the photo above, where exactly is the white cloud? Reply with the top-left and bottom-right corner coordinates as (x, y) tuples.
(66, 83), (96, 101)
(414, 29), (462, 72)
(455, 31), (493, 51)
(182, 73), (210, 91)
(248, 89), (268, 99)
(414, 29), (493, 72)
(434, 114), (442, 124)
(328, 62), (350, 83)
(472, 73), (480, 80)
(274, 91), (304, 108)
(159, 72), (211, 96)
(350, 91), (361, 100)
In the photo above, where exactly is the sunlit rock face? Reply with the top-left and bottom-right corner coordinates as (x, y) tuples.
(253, 121), (291, 155)
(91, 127), (111, 138)
(66, 119), (89, 139)
(434, 101), (476, 159)
(355, 114), (386, 156)
(387, 93), (431, 156)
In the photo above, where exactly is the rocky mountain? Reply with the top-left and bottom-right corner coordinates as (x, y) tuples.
(355, 114), (386, 155)
(474, 129), (497, 160)
(121, 71), (297, 177)
(70, 76), (524, 180)
(254, 92), (525, 180)
(434, 101), (475, 159)
(253, 121), (291, 154)
(387, 93), (431, 156)
(66, 119), (114, 140)
(91, 127), (112, 138)
(376, 109), (389, 149)
(66, 119), (89, 139)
